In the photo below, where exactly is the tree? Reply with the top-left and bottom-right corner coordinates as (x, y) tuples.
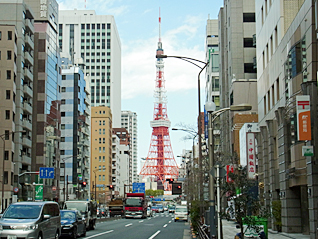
(145, 189), (164, 197)
(222, 166), (269, 238)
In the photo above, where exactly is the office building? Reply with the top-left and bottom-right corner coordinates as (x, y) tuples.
(60, 61), (90, 200)
(256, 0), (317, 236)
(0, 0), (34, 206)
(59, 10), (121, 127)
(121, 111), (138, 183)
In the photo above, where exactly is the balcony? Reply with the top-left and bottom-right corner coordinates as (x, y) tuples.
(22, 154), (31, 165)
(24, 68), (33, 81)
(23, 102), (32, 114)
(23, 84), (32, 97)
(84, 108), (90, 116)
(253, 34), (256, 47)
(24, 34), (34, 49)
(24, 51), (33, 65)
(22, 137), (32, 148)
(25, 19), (34, 34)
(22, 119), (32, 130)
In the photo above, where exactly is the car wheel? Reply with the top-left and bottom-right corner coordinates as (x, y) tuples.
(72, 227), (77, 239)
(82, 226), (87, 237)
(54, 231), (59, 239)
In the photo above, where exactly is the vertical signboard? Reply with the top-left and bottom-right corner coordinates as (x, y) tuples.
(296, 95), (311, 141)
(35, 185), (43, 201)
(246, 133), (256, 179)
(226, 165), (234, 183)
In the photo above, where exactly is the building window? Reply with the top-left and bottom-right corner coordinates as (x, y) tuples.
(244, 63), (257, 73)
(61, 87), (66, 92)
(8, 31), (12, 40)
(243, 38), (254, 47)
(6, 90), (10, 99)
(61, 99), (65, 104)
(4, 172), (8, 184)
(5, 110), (10, 119)
(243, 13), (255, 22)
(62, 75), (66, 80)
(6, 70), (11, 80)
(7, 51), (11, 60)
(0, 31), (2, 40)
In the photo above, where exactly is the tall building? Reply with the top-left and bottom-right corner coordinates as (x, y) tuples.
(121, 111), (138, 183)
(24, 0), (61, 201)
(90, 106), (112, 202)
(0, 0), (34, 207)
(60, 61), (90, 201)
(113, 128), (130, 196)
(218, 0), (258, 157)
(59, 10), (121, 127)
(256, 0), (318, 236)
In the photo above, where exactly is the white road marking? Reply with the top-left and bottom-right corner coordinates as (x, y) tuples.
(149, 230), (161, 239)
(139, 220), (144, 223)
(163, 224), (167, 228)
(125, 223), (133, 227)
(168, 221), (171, 223)
(85, 230), (114, 238)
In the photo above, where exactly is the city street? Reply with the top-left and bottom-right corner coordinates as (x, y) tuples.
(79, 212), (191, 239)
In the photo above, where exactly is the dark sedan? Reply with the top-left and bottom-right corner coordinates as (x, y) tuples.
(60, 210), (86, 238)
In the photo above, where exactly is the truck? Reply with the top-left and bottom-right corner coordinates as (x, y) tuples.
(64, 200), (97, 230)
(108, 198), (124, 217)
(124, 193), (147, 219)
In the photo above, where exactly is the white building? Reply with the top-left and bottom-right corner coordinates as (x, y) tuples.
(59, 10), (121, 127)
(121, 111), (138, 183)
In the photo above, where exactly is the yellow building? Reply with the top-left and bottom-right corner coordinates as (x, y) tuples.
(91, 107), (113, 204)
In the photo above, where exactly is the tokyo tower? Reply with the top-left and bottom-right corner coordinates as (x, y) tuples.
(139, 12), (179, 190)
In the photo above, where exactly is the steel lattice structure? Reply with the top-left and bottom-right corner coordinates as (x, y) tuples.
(140, 12), (179, 190)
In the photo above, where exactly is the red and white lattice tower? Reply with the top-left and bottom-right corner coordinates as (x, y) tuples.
(140, 11), (179, 190)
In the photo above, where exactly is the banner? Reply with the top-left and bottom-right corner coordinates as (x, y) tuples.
(247, 133), (256, 179)
(226, 165), (234, 183)
(296, 95), (311, 141)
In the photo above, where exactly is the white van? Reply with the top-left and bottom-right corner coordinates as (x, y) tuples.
(174, 205), (188, 222)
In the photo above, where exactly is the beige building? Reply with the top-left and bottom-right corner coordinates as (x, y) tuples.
(90, 106), (112, 203)
(256, 0), (318, 237)
(0, 0), (34, 208)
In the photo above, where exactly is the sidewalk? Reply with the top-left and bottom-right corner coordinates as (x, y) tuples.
(222, 220), (310, 239)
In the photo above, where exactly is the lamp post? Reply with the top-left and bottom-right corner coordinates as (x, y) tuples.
(93, 168), (99, 202)
(157, 54), (209, 214)
(61, 155), (80, 202)
(172, 128), (198, 202)
(1, 130), (24, 213)
(205, 101), (252, 239)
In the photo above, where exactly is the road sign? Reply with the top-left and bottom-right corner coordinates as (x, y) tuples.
(52, 186), (57, 191)
(132, 182), (145, 193)
(39, 167), (55, 179)
(35, 185), (43, 201)
(13, 187), (19, 193)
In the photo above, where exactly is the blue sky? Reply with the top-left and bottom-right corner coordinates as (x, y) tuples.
(57, 0), (224, 170)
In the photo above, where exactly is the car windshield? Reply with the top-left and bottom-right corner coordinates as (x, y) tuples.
(65, 202), (87, 213)
(61, 211), (76, 220)
(125, 198), (142, 206)
(3, 204), (42, 219)
(157, 204), (163, 208)
(175, 207), (187, 213)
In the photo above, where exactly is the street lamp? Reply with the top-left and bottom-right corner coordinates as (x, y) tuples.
(93, 168), (99, 202)
(1, 130), (24, 213)
(157, 54), (209, 213)
(61, 155), (80, 202)
(205, 101), (252, 239)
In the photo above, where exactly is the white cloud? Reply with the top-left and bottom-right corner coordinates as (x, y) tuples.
(121, 15), (206, 100)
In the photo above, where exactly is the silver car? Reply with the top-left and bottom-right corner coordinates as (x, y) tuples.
(0, 201), (61, 239)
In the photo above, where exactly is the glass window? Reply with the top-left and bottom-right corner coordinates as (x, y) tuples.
(8, 31), (12, 40)
(243, 13), (255, 22)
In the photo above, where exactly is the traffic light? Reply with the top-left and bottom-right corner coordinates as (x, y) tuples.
(108, 185), (114, 190)
(172, 183), (182, 195)
(166, 178), (174, 184)
(82, 181), (87, 187)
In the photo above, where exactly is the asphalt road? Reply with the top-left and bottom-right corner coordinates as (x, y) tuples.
(81, 212), (190, 239)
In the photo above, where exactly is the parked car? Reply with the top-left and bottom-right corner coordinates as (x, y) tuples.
(147, 207), (153, 217)
(0, 201), (61, 239)
(60, 210), (86, 238)
(164, 206), (168, 211)
(100, 208), (107, 217)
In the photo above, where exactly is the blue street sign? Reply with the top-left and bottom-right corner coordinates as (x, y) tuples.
(39, 167), (55, 179)
(132, 182), (145, 193)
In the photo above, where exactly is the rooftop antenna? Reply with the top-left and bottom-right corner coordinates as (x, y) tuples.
(159, 7), (161, 43)
(85, 0), (86, 9)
